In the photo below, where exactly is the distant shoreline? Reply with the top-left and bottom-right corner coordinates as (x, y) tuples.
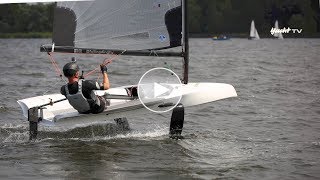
(190, 33), (320, 38)
(1, 32), (320, 39)
(0, 32), (52, 38)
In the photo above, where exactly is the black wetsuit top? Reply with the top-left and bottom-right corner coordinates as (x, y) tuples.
(60, 80), (103, 109)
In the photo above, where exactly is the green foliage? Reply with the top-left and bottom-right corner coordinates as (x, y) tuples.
(188, 0), (202, 32)
(0, 3), (54, 35)
(288, 15), (304, 28)
(188, 0), (319, 36)
(0, 1), (319, 38)
(0, 32), (52, 38)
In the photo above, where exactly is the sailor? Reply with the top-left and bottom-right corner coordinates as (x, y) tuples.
(60, 61), (110, 114)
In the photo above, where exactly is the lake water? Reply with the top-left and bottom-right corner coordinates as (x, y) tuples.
(0, 38), (319, 179)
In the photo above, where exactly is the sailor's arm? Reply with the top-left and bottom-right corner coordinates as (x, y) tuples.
(100, 64), (110, 90)
(102, 72), (110, 90)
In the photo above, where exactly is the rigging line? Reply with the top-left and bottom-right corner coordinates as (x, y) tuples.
(74, 1), (95, 22)
(69, 1), (76, 12)
(150, 50), (159, 57)
(42, 45), (65, 82)
(83, 53), (116, 78)
(42, 45), (59, 74)
(151, 50), (170, 71)
(53, 59), (67, 83)
(42, 48), (66, 95)
(42, 77), (64, 96)
(83, 50), (127, 78)
(48, 52), (64, 80)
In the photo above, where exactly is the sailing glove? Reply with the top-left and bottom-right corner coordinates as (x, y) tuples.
(100, 64), (108, 73)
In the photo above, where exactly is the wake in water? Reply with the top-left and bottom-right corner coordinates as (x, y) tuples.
(0, 120), (169, 143)
(0, 123), (29, 143)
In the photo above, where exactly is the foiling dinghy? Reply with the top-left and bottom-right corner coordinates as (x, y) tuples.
(17, 0), (237, 140)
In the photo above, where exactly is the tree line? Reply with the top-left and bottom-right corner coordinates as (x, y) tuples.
(0, 3), (54, 34)
(0, 1), (319, 37)
(188, 0), (320, 37)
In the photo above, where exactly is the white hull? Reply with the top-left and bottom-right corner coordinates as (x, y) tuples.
(18, 83), (237, 127)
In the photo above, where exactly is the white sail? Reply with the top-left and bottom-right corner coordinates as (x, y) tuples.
(53, 0), (183, 51)
(250, 20), (255, 37)
(273, 20), (284, 39)
(255, 29), (260, 39)
(249, 20), (260, 40)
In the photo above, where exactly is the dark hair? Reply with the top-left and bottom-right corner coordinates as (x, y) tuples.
(63, 62), (79, 77)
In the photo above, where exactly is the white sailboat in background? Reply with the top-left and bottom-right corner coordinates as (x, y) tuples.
(249, 20), (260, 40)
(17, 0), (237, 139)
(273, 20), (284, 39)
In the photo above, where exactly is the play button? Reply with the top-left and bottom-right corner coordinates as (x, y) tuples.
(154, 83), (170, 98)
(138, 67), (182, 113)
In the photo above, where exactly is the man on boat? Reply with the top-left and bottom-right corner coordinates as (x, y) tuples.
(60, 62), (110, 114)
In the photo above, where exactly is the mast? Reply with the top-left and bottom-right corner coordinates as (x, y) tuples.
(182, 0), (189, 84)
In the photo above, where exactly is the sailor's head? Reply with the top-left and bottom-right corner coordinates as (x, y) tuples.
(63, 62), (79, 78)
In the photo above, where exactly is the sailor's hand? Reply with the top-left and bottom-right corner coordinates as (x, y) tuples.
(100, 64), (108, 73)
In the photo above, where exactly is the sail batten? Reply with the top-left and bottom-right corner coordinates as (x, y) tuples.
(74, 26), (167, 43)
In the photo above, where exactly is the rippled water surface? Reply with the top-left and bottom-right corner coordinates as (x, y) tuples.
(0, 38), (319, 179)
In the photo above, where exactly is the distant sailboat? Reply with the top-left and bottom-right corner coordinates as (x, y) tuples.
(249, 20), (260, 40)
(272, 20), (284, 39)
(212, 35), (230, 41)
